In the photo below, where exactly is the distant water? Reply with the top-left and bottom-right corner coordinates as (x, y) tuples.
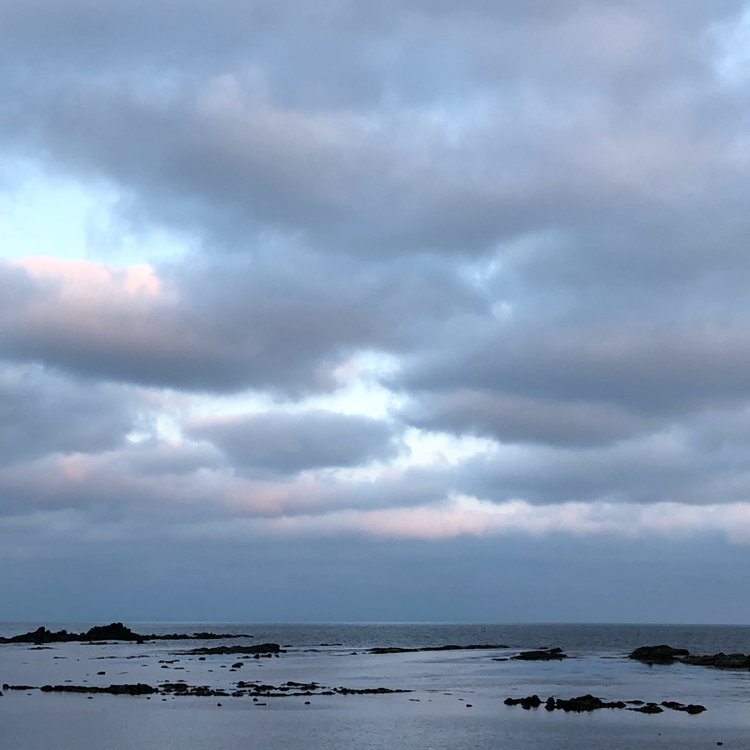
(2, 622), (750, 750)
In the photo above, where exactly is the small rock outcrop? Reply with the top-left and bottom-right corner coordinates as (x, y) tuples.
(681, 653), (750, 669)
(511, 647), (568, 661)
(630, 645), (750, 671)
(182, 643), (282, 656)
(368, 644), (507, 655)
(629, 645), (689, 665)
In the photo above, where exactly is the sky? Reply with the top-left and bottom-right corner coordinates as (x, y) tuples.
(2, 0), (750, 624)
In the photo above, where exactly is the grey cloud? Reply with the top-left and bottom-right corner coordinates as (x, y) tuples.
(2, 0), (750, 588)
(455, 429), (750, 507)
(0, 364), (145, 465)
(2, 0), (746, 265)
(0, 438), (448, 524)
(0, 258), (380, 395)
(0, 73), (535, 258)
(117, 439), (225, 477)
(0, 251), (481, 395)
(187, 409), (401, 473)
(399, 321), (750, 419)
(403, 389), (652, 446)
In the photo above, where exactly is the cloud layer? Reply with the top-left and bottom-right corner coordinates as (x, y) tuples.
(2, 0), (750, 619)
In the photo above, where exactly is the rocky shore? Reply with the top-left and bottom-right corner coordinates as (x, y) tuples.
(0, 623), (253, 645)
(2, 680), (410, 699)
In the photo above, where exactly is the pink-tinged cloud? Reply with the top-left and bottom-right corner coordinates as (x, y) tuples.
(259, 497), (750, 543)
(0, 255), (384, 394)
(12, 256), (163, 298)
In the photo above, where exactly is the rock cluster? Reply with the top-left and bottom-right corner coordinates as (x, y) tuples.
(3, 679), (409, 700)
(629, 645), (750, 670)
(503, 693), (706, 714)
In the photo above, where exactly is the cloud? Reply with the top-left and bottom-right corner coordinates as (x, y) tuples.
(0, 364), (147, 465)
(402, 389), (652, 446)
(3, 0), (750, 618)
(187, 409), (401, 473)
(0, 256), (382, 394)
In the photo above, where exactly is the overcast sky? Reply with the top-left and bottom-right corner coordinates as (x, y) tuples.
(2, 0), (750, 623)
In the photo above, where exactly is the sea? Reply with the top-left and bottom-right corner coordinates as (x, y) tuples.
(1, 622), (749, 749)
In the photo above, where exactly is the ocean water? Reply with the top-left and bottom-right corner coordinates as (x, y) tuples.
(1, 622), (749, 749)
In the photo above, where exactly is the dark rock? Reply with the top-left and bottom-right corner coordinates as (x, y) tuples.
(512, 647), (567, 661)
(629, 645), (690, 665)
(554, 694), (619, 712)
(334, 686), (411, 695)
(630, 703), (663, 714)
(85, 623), (141, 642)
(682, 652), (750, 669)
(368, 644), (507, 655)
(661, 700), (706, 714)
(504, 694), (542, 709)
(38, 683), (157, 695)
(0, 623), (254, 644)
(183, 643), (282, 656)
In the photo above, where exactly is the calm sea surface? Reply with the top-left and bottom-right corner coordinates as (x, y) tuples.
(2, 622), (749, 750)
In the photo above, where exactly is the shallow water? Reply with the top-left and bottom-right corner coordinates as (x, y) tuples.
(1, 622), (749, 749)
